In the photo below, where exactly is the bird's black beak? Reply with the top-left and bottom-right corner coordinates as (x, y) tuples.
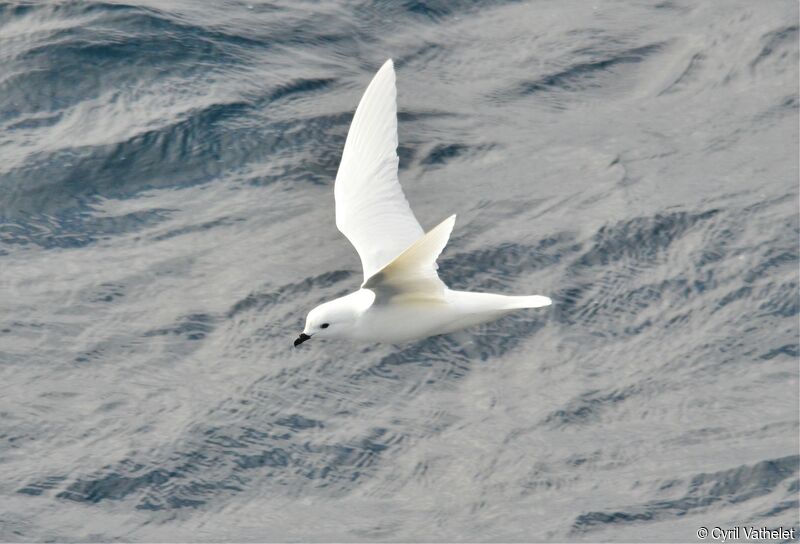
(294, 333), (311, 347)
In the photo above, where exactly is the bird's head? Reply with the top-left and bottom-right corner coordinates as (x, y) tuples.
(294, 290), (374, 347)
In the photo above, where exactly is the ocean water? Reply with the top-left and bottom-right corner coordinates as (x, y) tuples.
(1, 1), (798, 541)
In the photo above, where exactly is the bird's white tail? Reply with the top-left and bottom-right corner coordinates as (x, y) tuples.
(504, 295), (553, 309)
(449, 291), (552, 313)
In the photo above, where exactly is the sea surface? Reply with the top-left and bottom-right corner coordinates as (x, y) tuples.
(0, 1), (798, 542)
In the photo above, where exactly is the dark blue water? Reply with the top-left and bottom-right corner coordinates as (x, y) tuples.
(1, 1), (798, 541)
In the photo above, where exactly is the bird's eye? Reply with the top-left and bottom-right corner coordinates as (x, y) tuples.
(321, 323), (330, 329)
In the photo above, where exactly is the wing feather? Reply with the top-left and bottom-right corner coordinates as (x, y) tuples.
(334, 59), (424, 281)
(362, 215), (455, 304)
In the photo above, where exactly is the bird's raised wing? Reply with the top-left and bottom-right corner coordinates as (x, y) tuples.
(335, 59), (424, 281)
(362, 214), (455, 304)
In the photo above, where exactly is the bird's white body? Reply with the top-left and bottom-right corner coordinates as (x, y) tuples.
(330, 289), (550, 344)
(295, 60), (551, 347)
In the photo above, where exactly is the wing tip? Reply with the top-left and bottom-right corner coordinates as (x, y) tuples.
(426, 214), (456, 237)
(376, 58), (395, 81)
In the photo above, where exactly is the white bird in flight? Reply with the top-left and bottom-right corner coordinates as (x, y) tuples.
(294, 59), (551, 347)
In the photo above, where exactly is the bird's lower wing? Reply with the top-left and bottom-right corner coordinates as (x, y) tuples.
(363, 215), (455, 304)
